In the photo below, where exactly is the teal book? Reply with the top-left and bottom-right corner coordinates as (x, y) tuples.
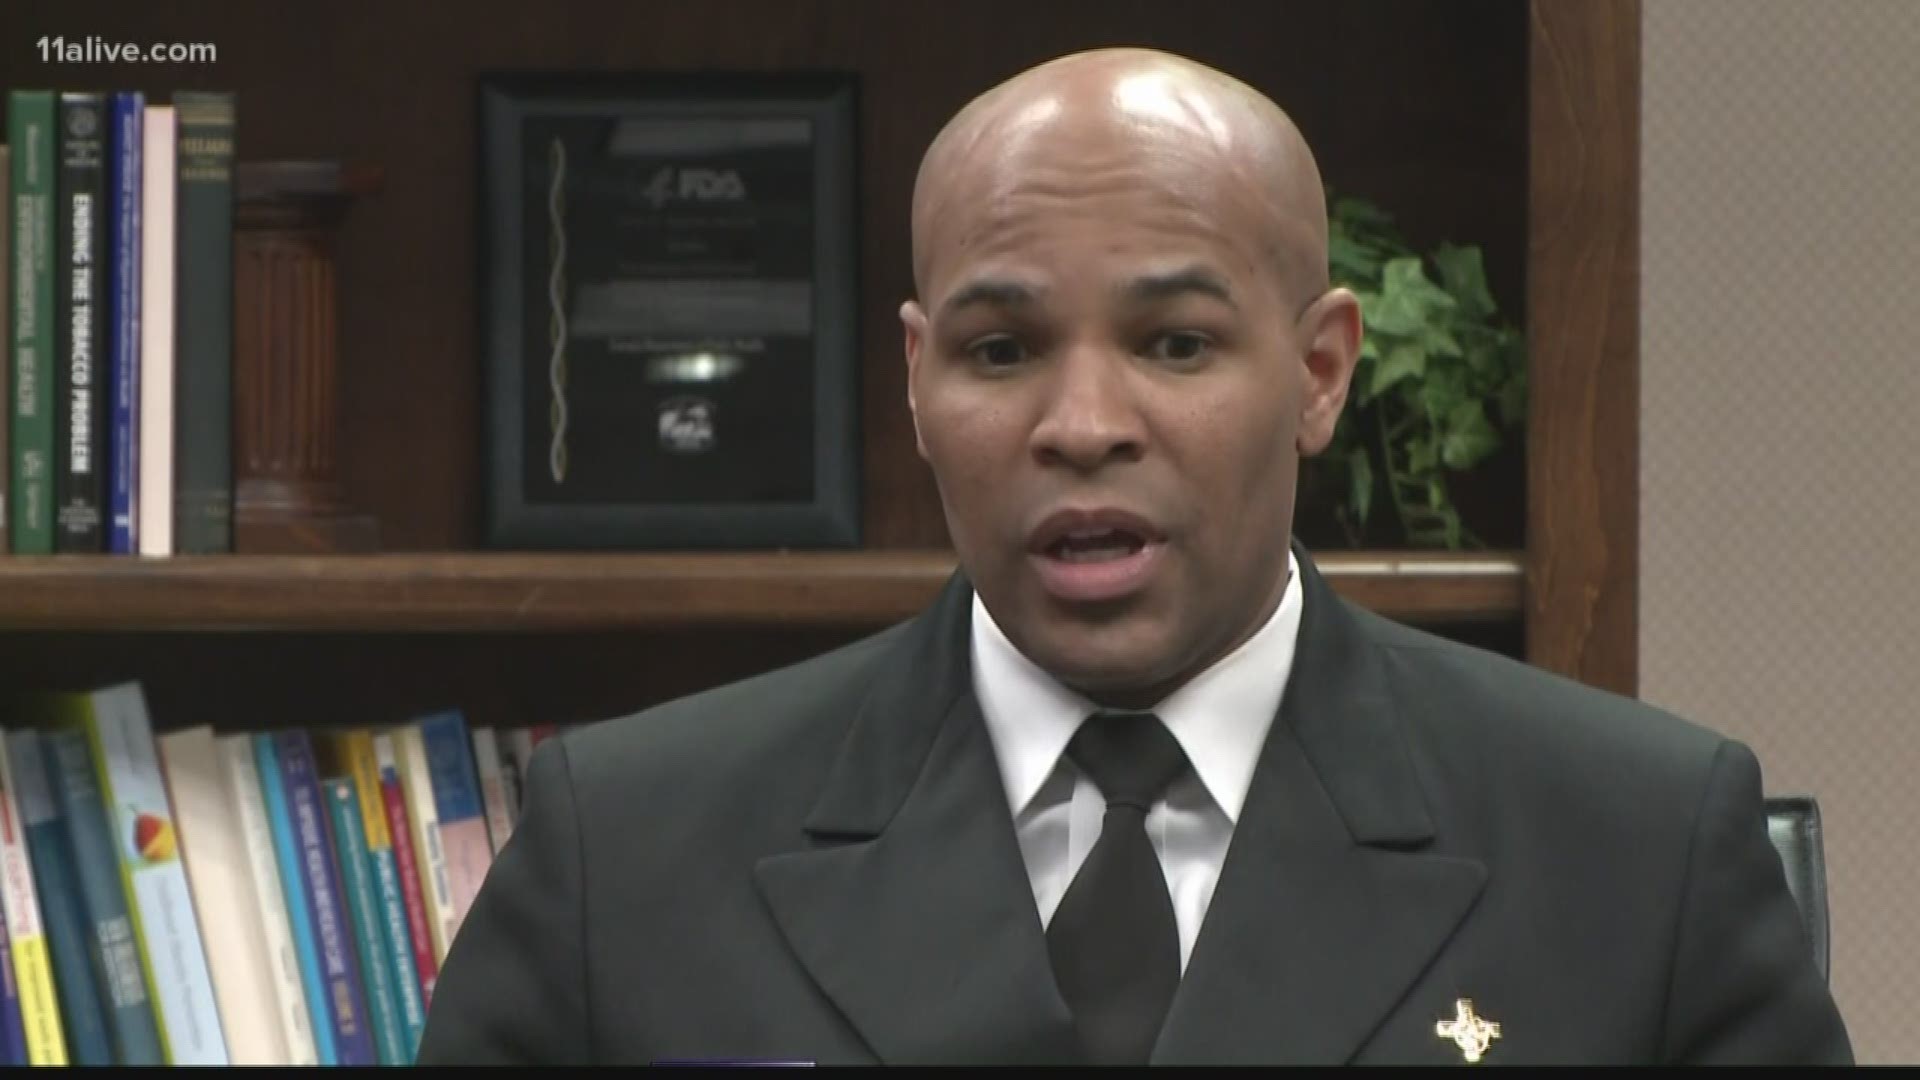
(322, 777), (409, 1065)
(4, 728), (113, 1064)
(37, 725), (163, 1064)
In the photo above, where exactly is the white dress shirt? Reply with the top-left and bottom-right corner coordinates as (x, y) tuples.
(971, 552), (1304, 972)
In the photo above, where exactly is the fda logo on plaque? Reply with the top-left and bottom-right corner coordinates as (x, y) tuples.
(659, 396), (717, 454)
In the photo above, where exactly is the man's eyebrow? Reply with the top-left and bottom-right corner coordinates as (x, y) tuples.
(937, 278), (1040, 320)
(1120, 266), (1237, 308)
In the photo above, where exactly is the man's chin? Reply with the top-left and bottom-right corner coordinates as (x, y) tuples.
(1019, 633), (1187, 711)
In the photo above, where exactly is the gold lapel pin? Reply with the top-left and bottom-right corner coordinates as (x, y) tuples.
(1436, 998), (1501, 1063)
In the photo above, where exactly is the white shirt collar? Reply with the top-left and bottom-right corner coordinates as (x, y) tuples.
(972, 550), (1304, 824)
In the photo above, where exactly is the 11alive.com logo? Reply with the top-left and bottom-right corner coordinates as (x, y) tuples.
(641, 165), (747, 209)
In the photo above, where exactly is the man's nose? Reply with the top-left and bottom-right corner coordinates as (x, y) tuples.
(1028, 344), (1147, 472)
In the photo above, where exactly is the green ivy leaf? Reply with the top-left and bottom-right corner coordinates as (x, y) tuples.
(1417, 364), (1468, 423)
(1347, 447), (1373, 527)
(1419, 323), (1463, 360)
(1405, 434), (1437, 474)
(1440, 400), (1499, 469)
(1433, 244), (1498, 322)
(1498, 369), (1528, 428)
(1369, 341), (1426, 401)
(1329, 233), (1382, 284)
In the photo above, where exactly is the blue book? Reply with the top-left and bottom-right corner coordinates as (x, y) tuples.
(105, 90), (143, 554)
(252, 734), (337, 1066)
(0, 908), (26, 1065)
(5, 729), (114, 1065)
(272, 732), (375, 1066)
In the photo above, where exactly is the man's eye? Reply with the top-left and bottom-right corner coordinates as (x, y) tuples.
(1145, 331), (1213, 364)
(967, 335), (1028, 368)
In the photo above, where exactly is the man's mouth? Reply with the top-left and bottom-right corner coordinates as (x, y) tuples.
(1027, 509), (1167, 603)
(1046, 527), (1149, 563)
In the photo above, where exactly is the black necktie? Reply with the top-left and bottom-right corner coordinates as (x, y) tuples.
(1046, 710), (1190, 1065)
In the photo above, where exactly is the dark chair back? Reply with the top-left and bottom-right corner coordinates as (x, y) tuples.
(1764, 795), (1830, 982)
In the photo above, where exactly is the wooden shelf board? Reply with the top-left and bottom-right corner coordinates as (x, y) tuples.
(0, 550), (1523, 632)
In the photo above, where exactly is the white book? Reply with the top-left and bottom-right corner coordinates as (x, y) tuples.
(381, 728), (456, 967)
(468, 727), (515, 855)
(216, 733), (319, 1065)
(157, 725), (290, 1065)
(138, 104), (175, 557)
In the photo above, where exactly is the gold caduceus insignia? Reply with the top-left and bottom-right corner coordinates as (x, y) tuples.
(1435, 998), (1501, 1063)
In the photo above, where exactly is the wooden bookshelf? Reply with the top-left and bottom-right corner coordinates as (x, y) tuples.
(0, 550), (1523, 632)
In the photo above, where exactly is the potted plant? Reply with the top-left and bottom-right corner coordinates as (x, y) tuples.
(1316, 193), (1527, 550)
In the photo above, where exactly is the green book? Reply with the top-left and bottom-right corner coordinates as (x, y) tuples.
(8, 90), (56, 554)
(322, 776), (409, 1065)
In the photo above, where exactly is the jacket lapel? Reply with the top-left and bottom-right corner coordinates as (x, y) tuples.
(752, 574), (1083, 1065)
(1152, 545), (1489, 1064)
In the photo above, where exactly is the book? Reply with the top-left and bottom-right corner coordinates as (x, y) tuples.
(171, 90), (234, 554)
(417, 710), (493, 951)
(157, 725), (288, 1065)
(372, 730), (437, 1007)
(105, 90), (142, 555)
(217, 733), (317, 1064)
(136, 104), (173, 557)
(251, 734), (337, 1066)
(0, 729), (67, 1063)
(3, 728), (112, 1064)
(340, 731), (425, 1056)
(1, 142), (10, 555)
(8, 90), (55, 554)
(37, 722), (164, 1064)
(389, 723), (456, 968)
(322, 776), (409, 1065)
(59, 684), (228, 1064)
(270, 731), (375, 1066)
(54, 90), (107, 552)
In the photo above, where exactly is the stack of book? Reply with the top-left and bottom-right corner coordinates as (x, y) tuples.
(0, 682), (555, 1065)
(3, 87), (238, 558)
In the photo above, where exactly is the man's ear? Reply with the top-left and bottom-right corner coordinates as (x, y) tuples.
(1295, 287), (1364, 457)
(900, 299), (931, 460)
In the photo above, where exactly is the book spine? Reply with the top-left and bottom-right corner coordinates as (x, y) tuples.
(346, 732), (424, 1055)
(40, 723), (164, 1064)
(272, 732), (375, 1066)
(106, 91), (142, 554)
(216, 734), (317, 1064)
(391, 724), (456, 967)
(170, 90), (234, 553)
(418, 710), (493, 950)
(322, 777), (408, 1065)
(155, 726), (286, 1065)
(54, 90), (107, 552)
(4, 729), (112, 1064)
(373, 731), (438, 1007)
(0, 731), (67, 1064)
(470, 726), (516, 854)
(8, 91), (56, 554)
(136, 104), (174, 557)
(1, 143), (10, 554)
(0, 914), (25, 1065)
(79, 685), (228, 1063)
(250, 734), (337, 1066)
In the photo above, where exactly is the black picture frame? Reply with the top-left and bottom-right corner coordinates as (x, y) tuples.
(477, 71), (861, 550)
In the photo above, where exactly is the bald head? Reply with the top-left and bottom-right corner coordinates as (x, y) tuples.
(909, 48), (1329, 308)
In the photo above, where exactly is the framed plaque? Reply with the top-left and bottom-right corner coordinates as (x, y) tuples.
(478, 72), (861, 549)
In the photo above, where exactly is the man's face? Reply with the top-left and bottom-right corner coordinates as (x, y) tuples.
(902, 108), (1359, 706)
